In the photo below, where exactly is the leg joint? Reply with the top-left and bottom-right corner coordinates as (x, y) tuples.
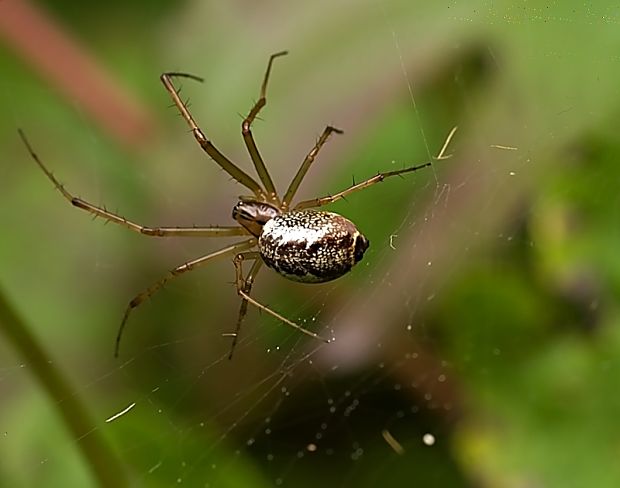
(192, 128), (207, 143)
(326, 126), (344, 135)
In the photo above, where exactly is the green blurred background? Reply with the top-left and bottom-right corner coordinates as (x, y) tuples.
(2, 1), (620, 487)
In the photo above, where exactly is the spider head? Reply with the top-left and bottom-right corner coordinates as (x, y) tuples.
(233, 198), (281, 237)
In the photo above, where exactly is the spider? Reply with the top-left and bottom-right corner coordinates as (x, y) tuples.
(19, 51), (452, 359)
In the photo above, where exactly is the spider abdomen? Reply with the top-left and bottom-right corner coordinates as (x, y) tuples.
(258, 210), (370, 283)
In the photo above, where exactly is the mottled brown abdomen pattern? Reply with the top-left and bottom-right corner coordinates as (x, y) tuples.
(258, 210), (369, 283)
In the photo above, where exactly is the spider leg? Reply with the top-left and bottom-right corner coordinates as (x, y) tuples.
(160, 72), (265, 198)
(293, 162), (431, 210)
(115, 239), (256, 357)
(233, 252), (330, 344)
(293, 125), (458, 209)
(225, 257), (263, 360)
(18, 130), (249, 238)
(283, 125), (343, 207)
(241, 51), (288, 203)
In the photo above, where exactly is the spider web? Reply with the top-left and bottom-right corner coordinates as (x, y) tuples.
(1, 1), (619, 487)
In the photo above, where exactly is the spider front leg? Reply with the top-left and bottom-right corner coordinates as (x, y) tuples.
(115, 239), (256, 357)
(241, 51), (288, 202)
(233, 252), (330, 345)
(160, 72), (266, 199)
(19, 130), (249, 238)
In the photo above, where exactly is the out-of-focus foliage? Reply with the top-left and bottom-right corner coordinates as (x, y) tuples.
(1, 1), (620, 487)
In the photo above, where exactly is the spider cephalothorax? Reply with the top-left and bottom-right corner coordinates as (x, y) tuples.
(232, 199), (281, 237)
(21, 50), (440, 359)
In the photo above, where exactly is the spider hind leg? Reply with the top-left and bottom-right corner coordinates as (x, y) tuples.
(115, 239), (255, 357)
(233, 252), (330, 346)
(225, 257), (263, 360)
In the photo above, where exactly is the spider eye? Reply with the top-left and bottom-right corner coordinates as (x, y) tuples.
(232, 202), (249, 220)
(354, 234), (370, 263)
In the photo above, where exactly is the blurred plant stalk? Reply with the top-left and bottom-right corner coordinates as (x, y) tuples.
(0, 285), (129, 487)
(0, 0), (156, 150)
